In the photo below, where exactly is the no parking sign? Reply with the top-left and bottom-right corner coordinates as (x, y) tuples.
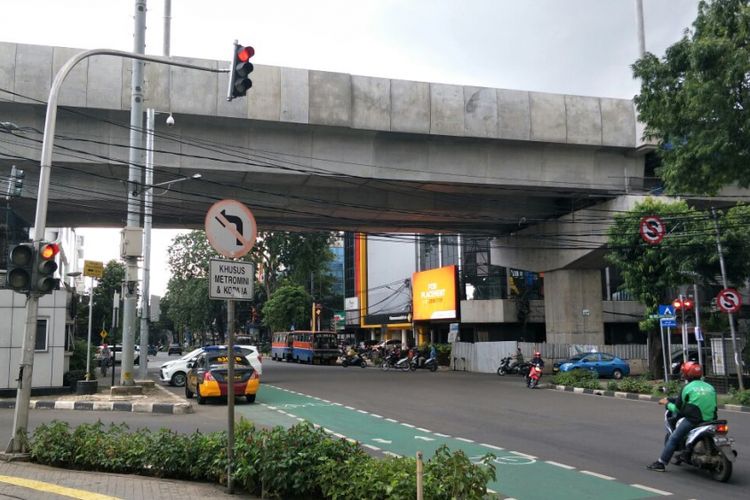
(639, 215), (666, 245)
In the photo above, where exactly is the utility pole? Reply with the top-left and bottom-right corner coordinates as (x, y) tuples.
(711, 208), (744, 391)
(138, 109), (154, 380)
(121, 0), (147, 386)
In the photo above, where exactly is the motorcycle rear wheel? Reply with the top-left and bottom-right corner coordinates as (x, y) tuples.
(360, 359), (367, 368)
(381, 361), (390, 371)
(497, 367), (506, 376)
(711, 455), (732, 482)
(429, 362), (437, 372)
(342, 359), (349, 367)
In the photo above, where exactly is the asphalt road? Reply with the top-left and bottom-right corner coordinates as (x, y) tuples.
(1, 353), (748, 499)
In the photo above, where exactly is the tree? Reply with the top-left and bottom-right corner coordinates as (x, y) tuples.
(261, 284), (311, 332)
(606, 198), (750, 374)
(91, 260), (125, 341)
(164, 231), (224, 343)
(632, 0), (750, 194)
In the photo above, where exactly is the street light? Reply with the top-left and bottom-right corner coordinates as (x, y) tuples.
(138, 108), (202, 379)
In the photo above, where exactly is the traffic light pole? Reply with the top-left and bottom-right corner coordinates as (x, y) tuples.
(3, 48), (227, 456)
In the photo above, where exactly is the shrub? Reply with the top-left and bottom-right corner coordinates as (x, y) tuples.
(617, 376), (653, 394)
(727, 388), (750, 406)
(652, 379), (682, 397)
(551, 369), (600, 390)
(607, 380), (618, 391)
(30, 420), (497, 499)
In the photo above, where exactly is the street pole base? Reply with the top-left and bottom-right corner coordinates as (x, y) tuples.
(0, 451), (31, 462)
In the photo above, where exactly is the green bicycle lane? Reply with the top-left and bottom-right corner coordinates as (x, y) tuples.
(239, 385), (670, 500)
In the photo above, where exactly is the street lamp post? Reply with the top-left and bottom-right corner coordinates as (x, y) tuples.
(3, 48), (225, 456)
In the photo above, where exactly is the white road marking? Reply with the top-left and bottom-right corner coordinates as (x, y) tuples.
(344, 406), (355, 410)
(480, 443), (504, 451)
(545, 460), (575, 470)
(415, 436), (435, 441)
(321, 399), (330, 403)
(455, 437), (474, 443)
(630, 484), (672, 496)
(434, 432), (451, 438)
(296, 417), (304, 421)
(416, 427), (431, 433)
(580, 470), (615, 480)
(357, 410), (368, 414)
(510, 451), (537, 459)
(401, 423), (415, 428)
(371, 413), (383, 418)
(363, 444), (381, 451)
(372, 438), (392, 444)
(385, 418), (398, 423)
(383, 451), (401, 458)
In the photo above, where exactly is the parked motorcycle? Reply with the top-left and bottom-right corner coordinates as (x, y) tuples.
(410, 354), (438, 372)
(341, 353), (367, 368)
(497, 356), (531, 376)
(526, 363), (543, 388)
(663, 410), (736, 482)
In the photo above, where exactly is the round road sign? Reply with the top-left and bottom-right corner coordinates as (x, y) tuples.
(205, 199), (257, 258)
(717, 288), (742, 314)
(639, 215), (666, 245)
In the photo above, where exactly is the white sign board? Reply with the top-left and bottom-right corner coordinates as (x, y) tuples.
(205, 199), (257, 258)
(209, 259), (254, 301)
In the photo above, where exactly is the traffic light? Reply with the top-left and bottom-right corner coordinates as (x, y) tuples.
(8, 165), (24, 197)
(34, 241), (60, 294)
(7, 243), (34, 293)
(227, 42), (255, 101)
(672, 297), (694, 310)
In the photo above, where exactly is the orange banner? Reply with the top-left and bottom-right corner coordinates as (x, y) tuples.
(412, 265), (458, 320)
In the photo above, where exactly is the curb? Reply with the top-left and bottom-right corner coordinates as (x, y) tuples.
(0, 399), (193, 414)
(548, 384), (750, 412)
(0, 384), (193, 414)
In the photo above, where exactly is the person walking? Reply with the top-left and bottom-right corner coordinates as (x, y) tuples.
(99, 343), (111, 376)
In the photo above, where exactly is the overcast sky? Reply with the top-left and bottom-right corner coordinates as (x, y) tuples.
(1, 0), (701, 295)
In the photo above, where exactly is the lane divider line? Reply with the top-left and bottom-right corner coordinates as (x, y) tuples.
(383, 451), (401, 458)
(416, 427), (431, 433)
(510, 451), (537, 459)
(455, 437), (474, 443)
(344, 405), (355, 410)
(363, 444), (381, 451)
(630, 484), (672, 496)
(385, 418), (398, 423)
(545, 460), (576, 470)
(401, 423), (415, 428)
(371, 413), (383, 418)
(580, 470), (615, 481)
(357, 410), (368, 414)
(434, 432), (451, 438)
(481, 443), (504, 451)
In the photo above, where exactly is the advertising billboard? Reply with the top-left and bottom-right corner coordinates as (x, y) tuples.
(412, 265), (459, 321)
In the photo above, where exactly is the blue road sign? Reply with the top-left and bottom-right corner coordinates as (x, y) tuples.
(658, 304), (675, 317)
(660, 317), (677, 327)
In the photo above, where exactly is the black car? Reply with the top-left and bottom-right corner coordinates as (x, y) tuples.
(168, 343), (183, 356)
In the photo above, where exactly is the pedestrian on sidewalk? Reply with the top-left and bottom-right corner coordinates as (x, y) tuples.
(99, 343), (111, 376)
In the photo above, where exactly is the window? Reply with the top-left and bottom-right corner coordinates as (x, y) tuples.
(35, 319), (48, 351)
(600, 353), (615, 362)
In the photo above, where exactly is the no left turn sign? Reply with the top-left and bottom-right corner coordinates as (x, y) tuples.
(639, 215), (666, 245)
(717, 288), (742, 314)
(205, 199), (257, 258)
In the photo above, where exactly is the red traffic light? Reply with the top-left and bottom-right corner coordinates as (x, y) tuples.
(40, 242), (60, 260)
(237, 46), (255, 62)
(673, 298), (694, 310)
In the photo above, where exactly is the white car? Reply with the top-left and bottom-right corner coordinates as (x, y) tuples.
(159, 345), (262, 387)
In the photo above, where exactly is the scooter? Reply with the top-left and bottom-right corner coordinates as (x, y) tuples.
(526, 363), (543, 388)
(663, 410), (736, 482)
(410, 354), (438, 372)
(497, 356), (531, 376)
(341, 353), (367, 368)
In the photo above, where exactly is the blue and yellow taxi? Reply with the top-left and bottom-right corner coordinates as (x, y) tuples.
(185, 348), (260, 404)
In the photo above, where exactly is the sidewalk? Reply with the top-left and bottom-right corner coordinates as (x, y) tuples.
(0, 367), (192, 415)
(0, 460), (256, 499)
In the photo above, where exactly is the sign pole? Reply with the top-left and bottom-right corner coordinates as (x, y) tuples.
(85, 277), (95, 380)
(666, 326), (672, 377)
(227, 297), (235, 494)
(694, 284), (704, 369)
(679, 294), (688, 364)
(659, 321), (668, 383)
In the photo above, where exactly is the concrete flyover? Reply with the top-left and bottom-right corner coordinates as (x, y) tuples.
(0, 42), (650, 343)
(0, 41), (642, 235)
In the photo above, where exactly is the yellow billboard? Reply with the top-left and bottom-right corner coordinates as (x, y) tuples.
(412, 265), (458, 320)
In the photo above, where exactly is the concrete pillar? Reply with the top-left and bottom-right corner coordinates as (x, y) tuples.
(544, 269), (604, 345)
(401, 329), (408, 348)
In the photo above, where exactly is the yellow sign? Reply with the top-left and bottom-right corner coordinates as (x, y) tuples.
(100, 330), (108, 339)
(83, 260), (104, 279)
(412, 265), (459, 321)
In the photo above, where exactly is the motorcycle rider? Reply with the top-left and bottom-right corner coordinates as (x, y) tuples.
(530, 351), (544, 368)
(509, 347), (524, 371)
(647, 361), (718, 472)
(346, 344), (358, 361)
